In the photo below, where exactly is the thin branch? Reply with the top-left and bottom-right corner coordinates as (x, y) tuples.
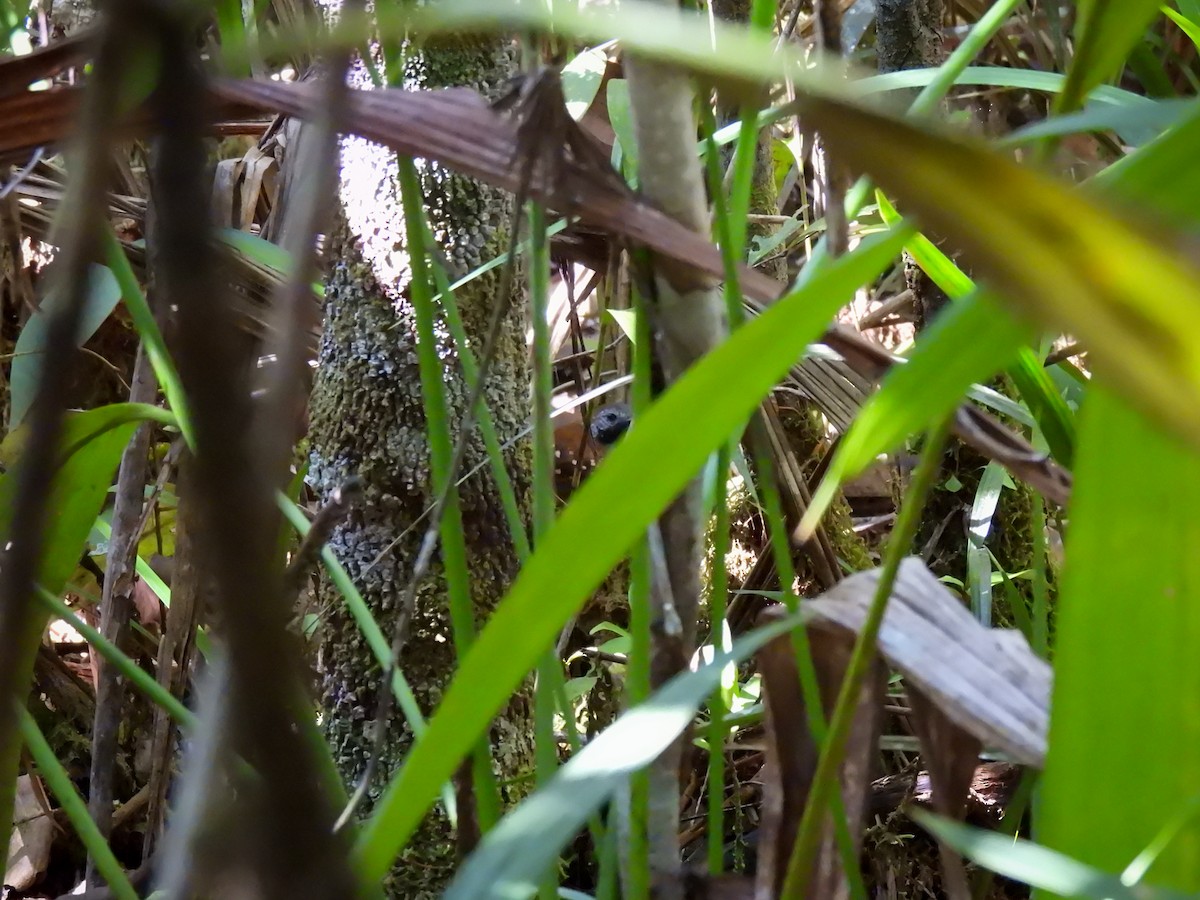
(85, 347), (155, 886)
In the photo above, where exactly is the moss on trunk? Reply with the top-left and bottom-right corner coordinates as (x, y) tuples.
(306, 36), (535, 898)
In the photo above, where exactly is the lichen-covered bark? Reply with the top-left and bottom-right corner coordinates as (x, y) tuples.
(306, 38), (535, 898)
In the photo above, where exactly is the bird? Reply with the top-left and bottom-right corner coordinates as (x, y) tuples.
(553, 402), (631, 501)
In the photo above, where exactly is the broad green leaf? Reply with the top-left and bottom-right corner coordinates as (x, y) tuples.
(445, 611), (803, 900)
(913, 811), (1183, 900)
(1059, 1), (1164, 113)
(353, 228), (910, 881)
(1040, 387), (1200, 893)
(11, 265), (121, 429)
(561, 45), (609, 120)
(799, 95), (1200, 452)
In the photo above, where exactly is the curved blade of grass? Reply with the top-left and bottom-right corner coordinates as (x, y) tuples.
(1058, 2), (1164, 114)
(102, 228), (195, 447)
(1003, 98), (1193, 146)
(799, 95), (1200, 451)
(856, 66), (1154, 109)
(353, 227), (910, 881)
(444, 610), (805, 900)
(803, 295), (1031, 537)
(1039, 386), (1200, 892)
(966, 461), (1007, 626)
(912, 810), (1166, 900)
(1164, 6), (1200, 49)
(368, 0), (838, 91)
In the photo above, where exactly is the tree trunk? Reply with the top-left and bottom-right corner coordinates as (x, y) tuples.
(306, 38), (535, 898)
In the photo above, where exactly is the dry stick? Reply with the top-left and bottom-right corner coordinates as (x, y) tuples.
(145, 7), (355, 895)
(333, 71), (559, 831)
(85, 347), (156, 887)
(131, 438), (182, 548)
(0, 1), (127, 844)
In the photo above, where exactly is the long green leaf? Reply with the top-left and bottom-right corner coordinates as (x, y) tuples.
(799, 95), (1200, 451)
(877, 192), (1075, 465)
(353, 228), (910, 881)
(1094, 98), (1200, 229)
(1039, 387), (1200, 892)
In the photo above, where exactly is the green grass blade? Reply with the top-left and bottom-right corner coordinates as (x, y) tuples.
(353, 228), (909, 881)
(803, 291), (1031, 536)
(102, 228), (195, 447)
(1094, 98), (1200, 229)
(396, 156), (502, 830)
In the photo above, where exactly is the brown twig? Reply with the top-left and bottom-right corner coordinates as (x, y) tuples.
(85, 348), (155, 886)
